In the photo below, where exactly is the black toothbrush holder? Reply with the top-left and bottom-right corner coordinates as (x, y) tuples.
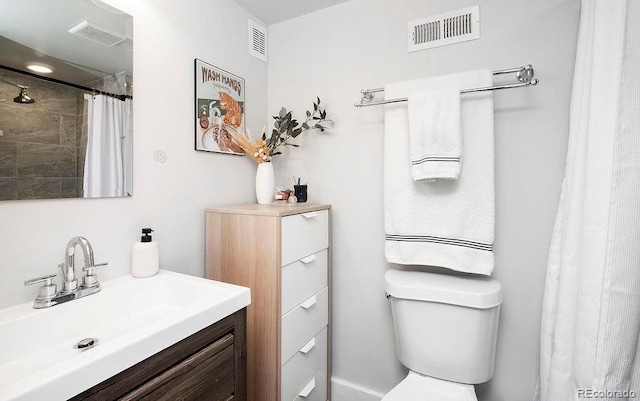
(294, 184), (308, 203)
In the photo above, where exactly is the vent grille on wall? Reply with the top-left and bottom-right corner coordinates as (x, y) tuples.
(248, 20), (267, 62)
(68, 20), (126, 46)
(408, 5), (480, 52)
(116, 37), (134, 52)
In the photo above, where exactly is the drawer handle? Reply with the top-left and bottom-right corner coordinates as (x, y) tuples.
(301, 212), (317, 219)
(299, 337), (316, 354)
(300, 295), (317, 310)
(299, 378), (316, 398)
(300, 254), (316, 264)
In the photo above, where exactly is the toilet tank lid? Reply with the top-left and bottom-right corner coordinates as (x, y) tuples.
(384, 270), (503, 309)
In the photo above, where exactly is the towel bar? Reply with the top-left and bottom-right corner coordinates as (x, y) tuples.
(354, 64), (538, 107)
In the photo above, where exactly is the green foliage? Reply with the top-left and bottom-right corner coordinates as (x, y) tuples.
(263, 97), (333, 157)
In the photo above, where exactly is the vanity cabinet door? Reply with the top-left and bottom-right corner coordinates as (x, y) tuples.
(121, 334), (235, 401)
(70, 309), (246, 401)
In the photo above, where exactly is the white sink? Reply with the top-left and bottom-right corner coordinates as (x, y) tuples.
(0, 270), (250, 401)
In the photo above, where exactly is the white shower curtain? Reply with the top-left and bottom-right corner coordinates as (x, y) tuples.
(535, 0), (639, 400)
(83, 94), (132, 197)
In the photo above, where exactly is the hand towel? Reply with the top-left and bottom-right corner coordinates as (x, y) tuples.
(384, 69), (495, 275)
(408, 89), (461, 181)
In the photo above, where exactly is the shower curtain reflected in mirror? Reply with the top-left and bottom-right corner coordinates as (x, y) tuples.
(83, 94), (132, 198)
(535, 0), (639, 400)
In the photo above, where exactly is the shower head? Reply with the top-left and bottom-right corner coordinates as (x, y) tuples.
(0, 79), (36, 104)
(14, 87), (35, 104)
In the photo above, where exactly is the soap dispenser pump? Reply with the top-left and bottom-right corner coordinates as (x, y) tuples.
(131, 228), (159, 278)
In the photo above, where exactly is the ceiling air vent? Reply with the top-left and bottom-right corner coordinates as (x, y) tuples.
(116, 37), (134, 52)
(408, 5), (480, 52)
(68, 20), (126, 47)
(248, 20), (267, 62)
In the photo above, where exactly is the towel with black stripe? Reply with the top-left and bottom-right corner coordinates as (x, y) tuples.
(408, 89), (462, 181)
(384, 69), (495, 275)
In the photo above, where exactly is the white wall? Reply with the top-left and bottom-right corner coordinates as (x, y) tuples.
(268, 0), (580, 400)
(0, 0), (267, 308)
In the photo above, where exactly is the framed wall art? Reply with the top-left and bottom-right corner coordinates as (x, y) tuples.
(194, 59), (245, 154)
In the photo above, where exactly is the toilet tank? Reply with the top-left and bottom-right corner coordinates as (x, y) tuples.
(384, 270), (502, 385)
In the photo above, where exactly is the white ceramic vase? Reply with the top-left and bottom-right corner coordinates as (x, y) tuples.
(255, 162), (274, 204)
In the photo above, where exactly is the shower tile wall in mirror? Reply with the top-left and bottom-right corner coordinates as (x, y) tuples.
(0, 0), (133, 201)
(0, 69), (85, 200)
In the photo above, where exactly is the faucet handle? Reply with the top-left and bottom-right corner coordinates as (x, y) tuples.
(83, 262), (108, 272)
(24, 273), (58, 307)
(24, 273), (57, 287)
(82, 262), (108, 289)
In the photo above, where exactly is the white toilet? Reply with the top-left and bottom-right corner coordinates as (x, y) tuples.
(383, 269), (502, 401)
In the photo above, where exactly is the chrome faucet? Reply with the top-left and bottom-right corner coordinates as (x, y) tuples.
(24, 236), (108, 309)
(60, 236), (93, 293)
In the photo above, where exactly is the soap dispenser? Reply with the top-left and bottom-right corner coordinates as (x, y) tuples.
(131, 228), (159, 278)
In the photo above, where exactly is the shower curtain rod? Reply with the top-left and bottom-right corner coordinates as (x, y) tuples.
(0, 65), (132, 101)
(353, 64), (538, 108)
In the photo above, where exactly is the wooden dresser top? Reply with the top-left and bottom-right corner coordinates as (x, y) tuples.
(206, 203), (331, 217)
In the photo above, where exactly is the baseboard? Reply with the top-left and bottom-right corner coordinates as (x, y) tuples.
(331, 377), (385, 401)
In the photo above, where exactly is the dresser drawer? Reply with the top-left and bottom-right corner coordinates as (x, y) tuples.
(292, 364), (328, 401)
(281, 287), (329, 364)
(281, 326), (328, 401)
(281, 210), (329, 266)
(282, 249), (328, 315)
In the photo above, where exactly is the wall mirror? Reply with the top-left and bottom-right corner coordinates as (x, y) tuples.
(0, 0), (133, 200)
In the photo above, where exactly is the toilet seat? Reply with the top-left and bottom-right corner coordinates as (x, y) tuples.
(382, 371), (478, 401)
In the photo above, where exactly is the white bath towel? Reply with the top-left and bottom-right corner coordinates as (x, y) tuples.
(408, 89), (461, 181)
(384, 69), (495, 275)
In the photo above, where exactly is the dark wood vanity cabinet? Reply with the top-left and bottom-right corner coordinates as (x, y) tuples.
(70, 308), (247, 401)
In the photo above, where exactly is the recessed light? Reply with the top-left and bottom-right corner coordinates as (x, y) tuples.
(26, 63), (54, 74)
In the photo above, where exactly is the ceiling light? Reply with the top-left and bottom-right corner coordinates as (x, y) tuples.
(26, 63), (54, 74)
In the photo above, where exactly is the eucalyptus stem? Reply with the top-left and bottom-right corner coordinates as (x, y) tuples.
(264, 97), (332, 157)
